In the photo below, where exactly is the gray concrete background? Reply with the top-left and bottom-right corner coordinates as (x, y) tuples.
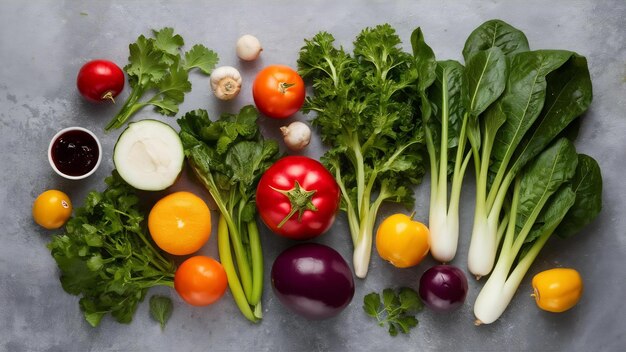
(1, 0), (625, 351)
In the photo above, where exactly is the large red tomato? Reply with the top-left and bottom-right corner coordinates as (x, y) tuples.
(252, 65), (305, 119)
(256, 156), (340, 240)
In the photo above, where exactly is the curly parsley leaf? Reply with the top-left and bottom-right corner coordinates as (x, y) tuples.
(298, 25), (426, 277)
(106, 28), (219, 131)
(362, 287), (424, 336)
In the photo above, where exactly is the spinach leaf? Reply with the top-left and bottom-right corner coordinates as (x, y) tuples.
(489, 50), (573, 176)
(462, 19), (530, 61)
(465, 47), (507, 118)
(511, 54), (593, 173)
(515, 138), (578, 232)
(556, 154), (603, 238)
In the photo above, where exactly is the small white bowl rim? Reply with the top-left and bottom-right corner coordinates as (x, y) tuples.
(48, 126), (102, 180)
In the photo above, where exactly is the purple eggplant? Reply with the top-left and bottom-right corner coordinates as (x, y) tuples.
(271, 243), (355, 319)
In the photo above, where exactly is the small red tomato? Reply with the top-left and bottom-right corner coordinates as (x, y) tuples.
(174, 256), (228, 306)
(256, 156), (340, 240)
(252, 65), (305, 119)
(76, 59), (125, 103)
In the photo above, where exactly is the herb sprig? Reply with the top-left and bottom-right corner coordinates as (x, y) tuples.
(363, 287), (424, 336)
(106, 27), (218, 131)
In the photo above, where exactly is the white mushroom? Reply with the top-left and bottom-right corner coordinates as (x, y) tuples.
(210, 66), (242, 100)
(280, 121), (311, 151)
(236, 35), (263, 61)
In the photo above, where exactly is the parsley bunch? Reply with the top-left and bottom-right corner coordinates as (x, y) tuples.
(105, 27), (218, 131)
(363, 288), (424, 336)
(297, 24), (426, 278)
(48, 172), (176, 327)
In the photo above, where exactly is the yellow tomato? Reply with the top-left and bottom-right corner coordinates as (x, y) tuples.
(32, 190), (73, 229)
(532, 268), (583, 313)
(376, 213), (430, 268)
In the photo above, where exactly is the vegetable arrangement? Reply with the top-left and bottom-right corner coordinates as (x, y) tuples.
(297, 25), (426, 278)
(35, 19), (602, 334)
(178, 105), (280, 322)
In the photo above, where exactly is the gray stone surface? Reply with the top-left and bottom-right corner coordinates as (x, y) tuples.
(1, 0), (625, 351)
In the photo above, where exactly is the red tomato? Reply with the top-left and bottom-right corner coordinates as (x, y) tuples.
(252, 65), (305, 119)
(76, 59), (125, 103)
(174, 256), (228, 306)
(256, 156), (340, 240)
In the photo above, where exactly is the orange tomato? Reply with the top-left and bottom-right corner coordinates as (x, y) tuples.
(174, 256), (228, 306)
(32, 190), (72, 229)
(252, 65), (305, 119)
(376, 213), (430, 268)
(148, 191), (211, 255)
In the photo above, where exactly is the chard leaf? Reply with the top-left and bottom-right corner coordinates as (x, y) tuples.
(515, 138), (578, 231)
(525, 185), (576, 244)
(556, 154), (603, 238)
(490, 50), (572, 175)
(463, 19), (529, 61)
(411, 27), (437, 93)
(465, 47), (507, 117)
(428, 60), (466, 152)
(511, 54), (593, 173)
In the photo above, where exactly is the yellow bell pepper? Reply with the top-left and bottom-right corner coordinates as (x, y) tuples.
(531, 268), (583, 313)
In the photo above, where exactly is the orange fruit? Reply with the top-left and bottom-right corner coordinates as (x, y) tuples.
(148, 191), (212, 255)
(32, 190), (73, 229)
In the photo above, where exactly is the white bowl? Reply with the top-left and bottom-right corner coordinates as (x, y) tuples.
(48, 126), (102, 180)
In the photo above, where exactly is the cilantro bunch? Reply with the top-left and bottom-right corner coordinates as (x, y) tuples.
(48, 172), (176, 327)
(297, 24), (426, 278)
(106, 27), (218, 131)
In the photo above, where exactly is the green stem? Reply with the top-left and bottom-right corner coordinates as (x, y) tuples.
(217, 214), (258, 322)
(105, 86), (147, 131)
(247, 221), (263, 307)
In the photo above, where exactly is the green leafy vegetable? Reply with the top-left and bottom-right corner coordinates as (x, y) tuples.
(149, 295), (173, 330)
(178, 105), (279, 322)
(474, 138), (602, 324)
(363, 288), (423, 336)
(48, 172), (176, 327)
(298, 24), (426, 278)
(465, 20), (594, 279)
(106, 27), (218, 131)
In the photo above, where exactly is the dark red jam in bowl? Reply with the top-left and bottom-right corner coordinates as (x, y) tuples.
(51, 129), (100, 177)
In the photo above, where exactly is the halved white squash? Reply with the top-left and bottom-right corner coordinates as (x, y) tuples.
(114, 120), (184, 191)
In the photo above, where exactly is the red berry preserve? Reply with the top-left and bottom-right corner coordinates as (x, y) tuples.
(51, 130), (99, 176)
